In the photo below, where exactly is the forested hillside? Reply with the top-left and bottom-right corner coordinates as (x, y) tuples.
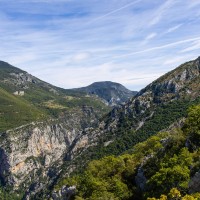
(55, 104), (200, 200)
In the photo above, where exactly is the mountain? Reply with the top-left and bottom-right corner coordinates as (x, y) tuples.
(64, 56), (200, 169)
(71, 81), (137, 106)
(0, 57), (199, 199)
(52, 57), (200, 200)
(0, 61), (110, 132)
(0, 61), (110, 198)
(54, 104), (200, 200)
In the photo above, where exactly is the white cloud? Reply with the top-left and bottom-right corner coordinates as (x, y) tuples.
(163, 57), (187, 66)
(111, 36), (200, 60)
(141, 32), (157, 45)
(145, 33), (157, 40)
(87, 0), (142, 25)
(72, 52), (91, 62)
(149, 0), (175, 26)
(165, 24), (183, 34)
(180, 41), (200, 53)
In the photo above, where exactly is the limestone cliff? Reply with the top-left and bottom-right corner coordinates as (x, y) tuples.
(0, 106), (99, 198)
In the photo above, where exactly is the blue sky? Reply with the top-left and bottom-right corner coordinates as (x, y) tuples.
(0, 0), (200, 90)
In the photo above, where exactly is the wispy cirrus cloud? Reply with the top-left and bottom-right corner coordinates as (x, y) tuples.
(111, 36), (200, 60)
(0, 0), (200, 90)
(86, 0), (142, 25)
(148, 0), (175, 26)
(181, 40), (200, 53)
(142, 32), (157, 45)
(165, 24), (183, 34)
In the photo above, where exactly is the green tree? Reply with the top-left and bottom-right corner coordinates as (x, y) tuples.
(146, 148), (193, 196)
(184, 105), (200, 140)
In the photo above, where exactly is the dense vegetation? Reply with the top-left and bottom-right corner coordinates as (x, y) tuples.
(0, 187), (22, 200)
(55, 105), (200, 200)
(71, 97), (200, 168)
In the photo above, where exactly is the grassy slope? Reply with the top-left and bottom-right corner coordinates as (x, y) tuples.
(0, 84), (109, 132)
(0, 87), (46, 132)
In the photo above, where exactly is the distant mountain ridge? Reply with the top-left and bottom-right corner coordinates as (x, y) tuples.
(72, 81), (137, 106)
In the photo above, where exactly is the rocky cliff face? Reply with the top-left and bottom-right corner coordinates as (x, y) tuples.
(139, 56), (200, 100)
(52, 185), (76, 200)
(1, 122), (70, 187)
(189, 171), (200, 193)
(0, 105), (100, 197)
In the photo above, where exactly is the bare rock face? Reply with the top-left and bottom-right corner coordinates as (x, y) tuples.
(0, 105), (99, 196)
(0, 121), (80, 189)
(9, 72), (35, 86)
(189, 171), (200, 193)
(52, 185), (76, 200)
(135, 167), (147, 191)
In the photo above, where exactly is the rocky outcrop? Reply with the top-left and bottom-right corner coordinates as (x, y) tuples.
(135, 167), (147, 191)
(140, 56), (200, 101)
(13, 91), (25, 96)
(52, 186), (76, 200)
(189, 171), (200, 193)
(9, 72), (35, 86)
